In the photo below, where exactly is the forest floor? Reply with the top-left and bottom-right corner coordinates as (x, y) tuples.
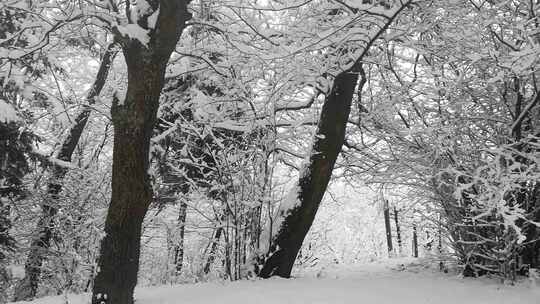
(15, 258), (540, 304)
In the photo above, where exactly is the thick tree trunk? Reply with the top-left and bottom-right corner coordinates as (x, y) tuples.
(393, 206), (402, 254)
(258, 70), (360, 278)
(91, 87), (160, 302)
(91, 2), (191, 304)
(14, 44), (116, 301)
(383, 199), (393, 256)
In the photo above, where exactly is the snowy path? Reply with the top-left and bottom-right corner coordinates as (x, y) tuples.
(17, 260), (540, 304)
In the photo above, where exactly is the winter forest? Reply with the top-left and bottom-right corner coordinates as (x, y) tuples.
(0, 0), (540, 303)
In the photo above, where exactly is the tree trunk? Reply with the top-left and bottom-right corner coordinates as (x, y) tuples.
(14, 44), (116, 301)
(258, 69), (360, 278)
(203, 227), (223, 275)
(412, 224), (418, 258)
(383, 199), (393, 256)
(256, 2), (411, 278)
(91, 2), (191, 304)
(437, 214), (442, 254)
(393, 206), (401, 254)
(173, 201), (188, 275)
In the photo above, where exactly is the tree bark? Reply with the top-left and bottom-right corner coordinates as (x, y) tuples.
(91, 2), (191, 304)
(256, 2), (411, 278)
(203, 227), (223, 275)
(173, 201), (188, 275)
(14, 44), (116, 302)
(393, 206), (402, 254)
(258, 69), (360, 278)
(412, 224), (418, 258)
(383, 199), (393, 256)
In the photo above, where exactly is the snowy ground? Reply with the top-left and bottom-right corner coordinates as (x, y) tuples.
(15, 258), (540, 304)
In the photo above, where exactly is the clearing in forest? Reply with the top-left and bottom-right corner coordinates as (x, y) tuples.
(15, 259), (539, 304)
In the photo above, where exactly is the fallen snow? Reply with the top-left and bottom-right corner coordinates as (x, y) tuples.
(13, 258), (539, 304)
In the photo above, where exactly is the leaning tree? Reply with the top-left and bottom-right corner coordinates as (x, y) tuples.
(255, 0), (414, 278)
